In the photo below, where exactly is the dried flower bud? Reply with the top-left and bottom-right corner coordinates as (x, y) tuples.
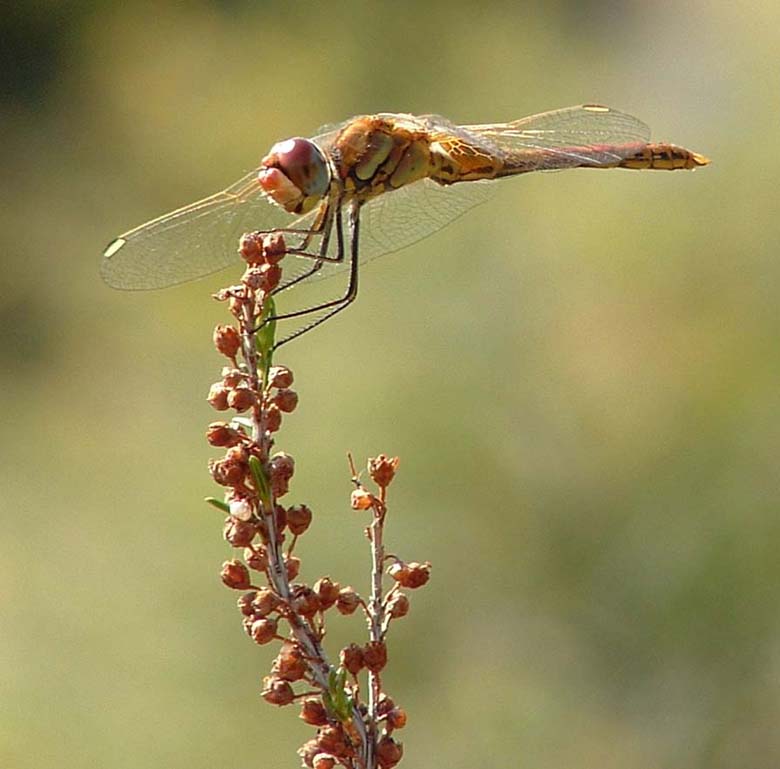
(244, 545), (269, 572)
(287, 504), (313, 536)
(270, 452), (295, 480)
(227, 386), (256, 413)
(268, 365), (294, 389)
(228, 496), (253, 521)
(272, 477), (290, 499)
(270, 452), (295, 498)
(223, 449), (251, 486)
(250, 617), (278, 644)
(237, 591), (258, 617)
(387, 560), (431, 588)
(221, 559), (251, 590)
(207, 422), (243, 448)
(376, 736), (403, 768)
(227, 444), (249, 463)
(291, 584), (320, 617)
(312, 754), (337, 769)
(209, 457), (246, 487)
(264, 403), (282, 433)
(336, 587), (360, 615)
(239, 232), (264, 263)
(285, 554), (301, 580)
(339, 643), (365, 675)
(300, 697), (329, 727)
(261, 676), (295, 706)
(273, 641), (308, 682)
(386, 562), (408, 582)
(368, 454), (400, 488)
(362, 641), (387, 672)
(350, 488), (374, 510)
(250, 586), (278, 616)
(313, 576), (340, 609)
(298, 739), (321, 768)
(274, 388), (299, 413)
(386, 707), (407, 730)
(376, 694), (395, 717)
(223, 516), (257, 547)
(402, 561), (431, 589)
(387, 592), (410, 618)
(255, 262), (282, 293)
(213, 324), (241, 358)
(316, 725), (349, 757)
(273, 503), (287, 532)
(221, 367), (244, 387)
(262, 232), (287, 264)
(206, 382), (230, 411)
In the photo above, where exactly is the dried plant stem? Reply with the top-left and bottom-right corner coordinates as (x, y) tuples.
(348, 453), (390, 769)
(366, 498), (386, 769)
(240, 290), (370, 766)
(367, 496), (387, 696)
(209, 233), (420, 769)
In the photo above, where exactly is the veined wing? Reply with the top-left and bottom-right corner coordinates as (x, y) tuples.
(101, 170), (308, 290)
(464, 104), (651, 169)
(101, 120), (351, 291)
(358, 176), (494, 263)
(287, 176), (496, 287)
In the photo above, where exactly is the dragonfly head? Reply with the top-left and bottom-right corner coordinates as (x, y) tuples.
(258, 138), (330, 215)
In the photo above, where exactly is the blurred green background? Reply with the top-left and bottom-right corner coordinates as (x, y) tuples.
(2, 1), (778, 767)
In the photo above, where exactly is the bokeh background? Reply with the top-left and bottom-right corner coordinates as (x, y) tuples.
(2, 1), (779, 767)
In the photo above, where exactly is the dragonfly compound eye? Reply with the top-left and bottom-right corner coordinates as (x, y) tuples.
(258, 138), (330, 214)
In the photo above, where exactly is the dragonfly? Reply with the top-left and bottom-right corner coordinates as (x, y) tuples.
(102, 104), (709, 347)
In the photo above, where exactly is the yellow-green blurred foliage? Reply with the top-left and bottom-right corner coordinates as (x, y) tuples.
(2, 1), (779, 767)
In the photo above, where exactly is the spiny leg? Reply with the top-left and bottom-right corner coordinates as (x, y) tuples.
(272, 200), (362, 350)
(273, 196), (339, 293)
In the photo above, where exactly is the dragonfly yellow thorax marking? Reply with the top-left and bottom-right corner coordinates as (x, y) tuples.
(333, 116), (435, 201)
(429, 135), (506, 184)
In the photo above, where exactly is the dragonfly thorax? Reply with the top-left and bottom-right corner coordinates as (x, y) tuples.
(258, 138), (330, 215)
(333, 116), (434, 201)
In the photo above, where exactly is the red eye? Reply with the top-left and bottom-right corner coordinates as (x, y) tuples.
(263, 138), (329, 198)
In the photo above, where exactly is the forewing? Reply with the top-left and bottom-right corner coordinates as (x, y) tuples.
(100, 117), (356, 291)
(100, 170), (321, 290)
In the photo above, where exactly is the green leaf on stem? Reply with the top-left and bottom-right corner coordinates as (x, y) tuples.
(257, 295), (276, 372)
(248, 454), (272, 509)
(325, 667), (354, 722)
(204, 497), (231, 513)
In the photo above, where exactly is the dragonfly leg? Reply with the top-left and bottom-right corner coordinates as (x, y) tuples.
(246, 196), (333, 270)
(269, 201), (361, 350)
(272, 197), (342, 293)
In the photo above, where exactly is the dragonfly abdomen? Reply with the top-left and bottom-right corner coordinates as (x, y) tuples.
(616, 143), (710, 170)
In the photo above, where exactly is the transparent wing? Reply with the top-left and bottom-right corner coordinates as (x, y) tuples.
(464, 104), (651, 168)
(100, 171), (320, 290)
(358, 176), (495, 262)
(101, 119), (352, 291)
(273, 175), (496, 288)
